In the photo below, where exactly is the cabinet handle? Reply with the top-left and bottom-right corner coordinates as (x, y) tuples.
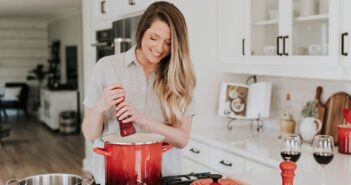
(277, 36), (283, 56)
(342, 32), (348, 56)
(101, 0), (106, 14)
(129, 0), (135, 5)
(190, 148), (200, 154)
(219, 160), (232, 167)
(283, 35), (289, 56)
(242, 39), (245, 56)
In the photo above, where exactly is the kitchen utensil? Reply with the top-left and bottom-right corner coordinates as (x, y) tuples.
(93, 133), (172, 185)
(280, 160), (297, 185)
(322, 92), (351, 144)
(5, 173), (93, 185)
(315, 86), (326, 134)
(337, 125), (351, 154)
(115, 94), (136, 137)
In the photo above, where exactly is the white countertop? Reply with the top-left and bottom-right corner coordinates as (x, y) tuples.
(191, 125), (351, 185)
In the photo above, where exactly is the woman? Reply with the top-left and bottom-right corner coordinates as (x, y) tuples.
(82, 1), (196, 184)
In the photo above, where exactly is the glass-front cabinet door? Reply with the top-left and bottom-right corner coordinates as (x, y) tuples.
(291, 0), (330, 56)
(250, 0), (280, 56)
(248, 0), (338, 66)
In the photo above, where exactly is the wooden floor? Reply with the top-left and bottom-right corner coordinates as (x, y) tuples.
(0, 116), (86, 184)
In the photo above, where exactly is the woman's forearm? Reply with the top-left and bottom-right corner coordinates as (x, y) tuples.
(82, 107), (105, 141)
(140, 116), (192, 149)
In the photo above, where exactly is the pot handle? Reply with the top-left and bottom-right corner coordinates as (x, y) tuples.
(5, 179), (17, 185)
(162, 143), (172, 153)
(93, 147), (111, 157)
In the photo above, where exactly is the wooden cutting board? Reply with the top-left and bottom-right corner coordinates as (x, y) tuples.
(315, 87), (326, 135)
(322, 92), (351, 144)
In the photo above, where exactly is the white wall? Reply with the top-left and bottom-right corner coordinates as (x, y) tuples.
(48, 13), (84, 112)
(0, 17), (48, 113)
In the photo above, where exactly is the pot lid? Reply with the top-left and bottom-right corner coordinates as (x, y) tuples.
(101, 133), (165, 145)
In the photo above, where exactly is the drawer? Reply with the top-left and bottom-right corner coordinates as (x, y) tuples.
(182, 157), (213, 174)
(209, 149), (245, 175)
(245, 160), (275, 173)
(183, 140), (210, 164)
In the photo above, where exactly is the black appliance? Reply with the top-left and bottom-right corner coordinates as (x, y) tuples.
(112, 15), (141, 54)
(162, 172), (223, 185)
(92, 29), (114, 62)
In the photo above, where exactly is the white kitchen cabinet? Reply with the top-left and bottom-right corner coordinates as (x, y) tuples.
(341, 0), (351, 69)
(182, 138), (275, 176)
(182, 158), (213, 174)
(218, 0), (347, 80)
(209, 149), (245, 175)
(218, 0), (248, 64)
(39, 89), (78, 130)
(183, 140), (211, 164)
(117, 0), (155, 18)
(245, 160), (275, 173)
(93, 0), (154, 30)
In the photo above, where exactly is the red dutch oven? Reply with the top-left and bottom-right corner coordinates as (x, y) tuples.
(93, 133), (172, 185)
(337, 124), (351, 154)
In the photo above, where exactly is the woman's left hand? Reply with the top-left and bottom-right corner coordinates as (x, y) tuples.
(115, 101), (145, 125)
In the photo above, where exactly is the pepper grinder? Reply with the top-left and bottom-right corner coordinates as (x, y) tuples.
(116, 96), (136, 137)
(280, 160), (297, 185)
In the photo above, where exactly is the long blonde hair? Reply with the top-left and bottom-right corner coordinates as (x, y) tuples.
(135, 1), (196, 127)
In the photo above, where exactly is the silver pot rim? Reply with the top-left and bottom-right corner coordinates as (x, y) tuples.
(6, 173), (93, 185)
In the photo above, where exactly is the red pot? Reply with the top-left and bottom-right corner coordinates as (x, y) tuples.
(93, 133), (172, 185)
(337, 124), (351, 154)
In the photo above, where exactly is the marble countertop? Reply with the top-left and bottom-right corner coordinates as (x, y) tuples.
(191, 125), (351, 185)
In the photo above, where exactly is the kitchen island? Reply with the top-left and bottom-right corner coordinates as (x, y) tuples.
(187, 125), (351, 185)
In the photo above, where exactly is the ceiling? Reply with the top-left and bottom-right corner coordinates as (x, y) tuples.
(0, 0), (81, 18)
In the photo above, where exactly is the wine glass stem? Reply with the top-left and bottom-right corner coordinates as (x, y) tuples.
(321, 166), (326, 185)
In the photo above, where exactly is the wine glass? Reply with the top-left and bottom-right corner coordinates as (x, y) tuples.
(312, 135), (335, 185)
(280, 134), (302, 162)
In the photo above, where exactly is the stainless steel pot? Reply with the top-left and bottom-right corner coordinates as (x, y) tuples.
(6, 173), (94, 185)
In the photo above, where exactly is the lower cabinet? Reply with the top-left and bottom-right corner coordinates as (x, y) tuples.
(39, 89), (78, 130)
(183, 139), (276, 176)
(182, 158), (214, 174)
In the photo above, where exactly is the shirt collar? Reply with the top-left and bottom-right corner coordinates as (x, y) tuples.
(123, 45), (137, 67)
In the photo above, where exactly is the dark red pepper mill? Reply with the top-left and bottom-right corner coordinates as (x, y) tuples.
(116, 96), (136, 137)
(280, 160), (297, 185)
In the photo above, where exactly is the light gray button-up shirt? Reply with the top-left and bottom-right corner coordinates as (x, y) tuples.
(84, 46), (196, 184)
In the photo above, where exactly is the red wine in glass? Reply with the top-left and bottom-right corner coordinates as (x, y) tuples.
(313, 152), (334, 165)
(281, 134), (302, 162)
(280, 151), (301, 162)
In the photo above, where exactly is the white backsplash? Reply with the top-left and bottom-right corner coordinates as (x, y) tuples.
(224, 73), (351, 130)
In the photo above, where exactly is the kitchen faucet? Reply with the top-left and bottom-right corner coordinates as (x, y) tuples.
(251, 114), (264, 133)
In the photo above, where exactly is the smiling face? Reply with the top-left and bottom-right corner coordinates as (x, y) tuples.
(137, 19), (171, 69)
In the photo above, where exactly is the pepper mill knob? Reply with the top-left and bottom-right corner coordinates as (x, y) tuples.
(280, 160), (297, 185)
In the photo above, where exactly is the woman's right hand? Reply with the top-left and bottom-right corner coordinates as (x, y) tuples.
(96, 84), (125, 113)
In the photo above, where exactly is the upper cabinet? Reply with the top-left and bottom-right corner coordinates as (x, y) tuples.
(219, 0), (349, 80)
(341, 0), (351, 68)
(93, 0), (155, 30)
